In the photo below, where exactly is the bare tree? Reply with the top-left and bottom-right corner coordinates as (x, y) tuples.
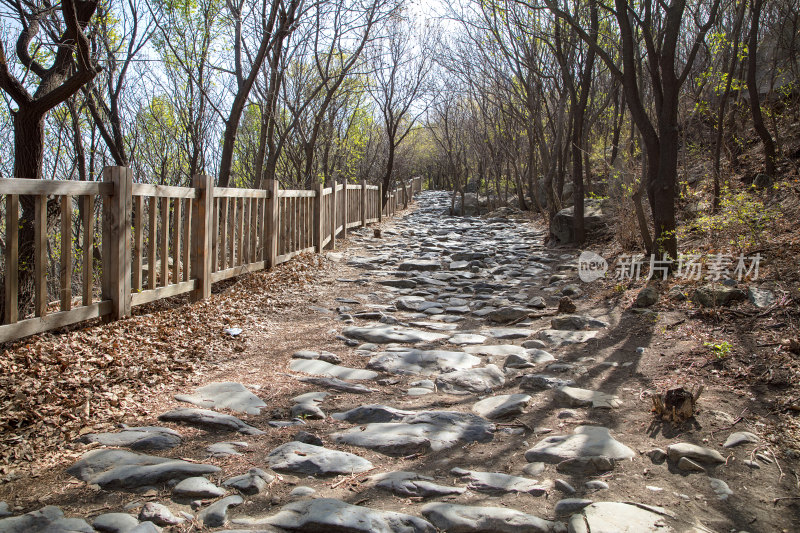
(368, 15), (434, 206)
(0, 0), (101, 319)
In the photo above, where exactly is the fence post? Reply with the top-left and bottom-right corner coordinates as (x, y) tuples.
(314, 181), (324, 253)
(360, 180), (367, 227)
(102, 166), (132, 319)
(265, 178), (279, 268)
(191, 174), (213, 302)
(329, 180), (337, 249)
(378, 184), (383, 223)
(341, 180), (348, 240)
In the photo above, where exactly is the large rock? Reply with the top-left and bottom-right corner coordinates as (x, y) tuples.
(158, 408), (264, 435)
(635, 287), (659, 308)
(692, 285), (747, 307)
(332, 411), (494, 455)
(289, 359), (378, 380)
(234, 498), (436, 533)
(173, 476), (225, 499)
(723, 431), (759, 448)
(525, 426), (634, 463)
(367, 349), (480, 375)
(372, 471), (466, 498)
(748, 287), (775, 308)
(267, 442), (373, 476)
(92, 512), (140, 533)
(435, 365), (505, 394)
(79, 426), (182, 451)
(666, 443), (725, 464)
(343, 325), (449, 344)
(197, 495), (243, 528)
(223, 468), (274, 495)
(421, 503), (564, 533)
(551, 200), (606, 244)
(67, 449), (220, 490)
(472, 394), (532, 419)
(567, 502), (673, 532)
(174, 382), (266, 415)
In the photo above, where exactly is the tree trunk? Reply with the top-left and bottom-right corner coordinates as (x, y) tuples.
(712, 0), (746, 210)
(746, 0), (777, 177)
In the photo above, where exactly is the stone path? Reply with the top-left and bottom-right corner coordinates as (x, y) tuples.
(0, 191), (779, 532)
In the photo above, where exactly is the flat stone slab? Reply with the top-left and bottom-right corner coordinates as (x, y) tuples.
(79, 426), (182, 450)
(555, 386), (622, 409)
(435, 364), (505, 394)
(372, 471), (466, 498)
(537, 329), (598, 347)
(67, 449), (220, 490)
(267, 442), (373, 476)
(399, 260), (441, 272)
(290, 359), (378, 380)
(550, 315), (609, 331)
(421, 503), (563, 533)
(568, 502), (673, 532)
(666, 443), (725, 464)
(408, 321), (460, 331)
(0, 506), (93, 533)
(174, 382), (266, 415)
(368, 349), (480, 375)
(207, 441), (248, 457)
(159, 408), (264, 435)
(343, 325), (449, 344)
(486, 328), (531, 339)
(297, 376), (374, 394)
(234, 498), (436, 533)
(451, 468), (546, 496)
(487, 307), (530, 323)
(332, 411), (494, 455)
(525, 426), (634, 464)
(332, 405), (415, 424)
(504, 349), (555, 369)
(520, 374), (574, 391)
(464, 344), (527, 357)
(472, 394), (532, 419)
(448, 333), (487, 345)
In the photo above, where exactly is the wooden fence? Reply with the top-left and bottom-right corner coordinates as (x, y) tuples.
(0, 170), (422, 343)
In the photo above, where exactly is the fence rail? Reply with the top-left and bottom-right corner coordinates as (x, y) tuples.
(0, 171), (423, 343)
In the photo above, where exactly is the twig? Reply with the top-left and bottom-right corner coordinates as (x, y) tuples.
(773, 496), (800, 505)
(331, 467), (375, 489)
(709, 407), (748, 439)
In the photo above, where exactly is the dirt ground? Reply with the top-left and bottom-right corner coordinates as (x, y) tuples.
(0, 203), (799, 532)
